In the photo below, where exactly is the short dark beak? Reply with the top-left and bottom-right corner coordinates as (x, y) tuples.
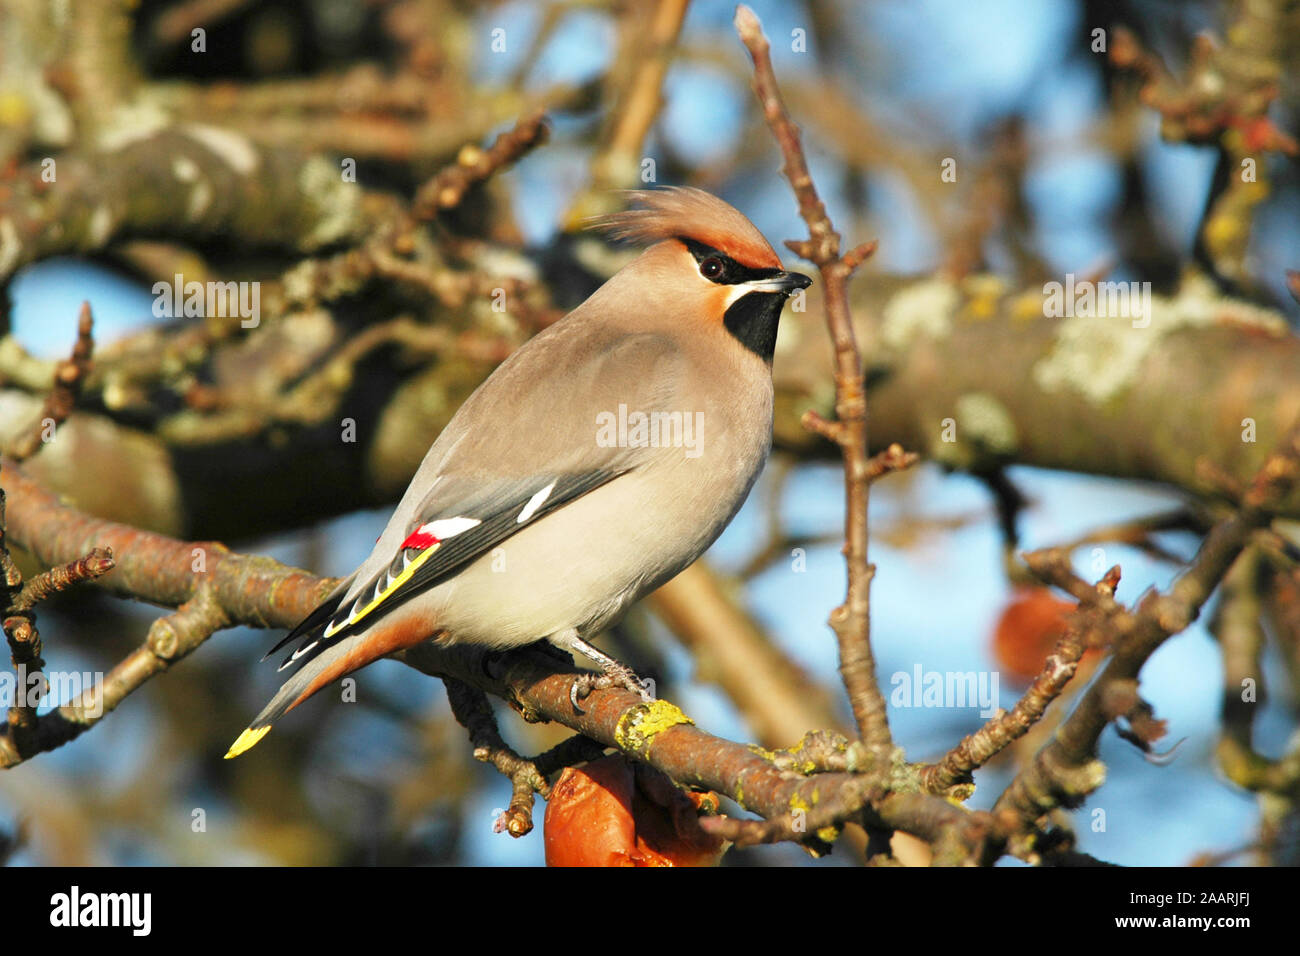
(745, 270), (813, 295)
(783, 270), (813, 292)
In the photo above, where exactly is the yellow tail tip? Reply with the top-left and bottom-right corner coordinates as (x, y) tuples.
(224, 726), (271, 759)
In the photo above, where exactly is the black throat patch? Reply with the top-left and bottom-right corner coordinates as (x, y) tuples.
(723, 291), (786, 363)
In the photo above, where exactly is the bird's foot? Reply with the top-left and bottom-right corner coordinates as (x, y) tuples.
(569, 661), (654, 712)
(548, 628), (654, 713)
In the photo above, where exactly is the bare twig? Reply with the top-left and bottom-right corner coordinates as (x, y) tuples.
(1, 475), (41, 736)
(1, 461), (116, 750)
(1, 540), (116, 742)
(13, 548), (116, 613)
(1048, 509), (1205, 567)
(735, 5), (897, 749)
(995, 418), (1300, 845)
(444, 675), (550, 837)
(412, 111), (550, 220)
(6, 303), (95, 462)
(921, 562), (1120, 793)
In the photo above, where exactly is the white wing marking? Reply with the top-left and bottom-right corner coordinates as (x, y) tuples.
(516, 482), (556, 524)
(421, 516), (481, 539)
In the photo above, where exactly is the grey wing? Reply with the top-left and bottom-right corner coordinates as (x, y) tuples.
(270, 327), (689, 671)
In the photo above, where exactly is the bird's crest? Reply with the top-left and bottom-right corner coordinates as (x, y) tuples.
(595, 187), (782, 270)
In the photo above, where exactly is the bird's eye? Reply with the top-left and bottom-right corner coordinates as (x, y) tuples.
(699, 257), (725, 281)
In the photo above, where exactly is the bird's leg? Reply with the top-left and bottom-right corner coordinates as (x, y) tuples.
(547, 629), (654, 710)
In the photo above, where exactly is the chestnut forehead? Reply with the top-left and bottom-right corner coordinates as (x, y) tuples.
(673, 230), (782, 270)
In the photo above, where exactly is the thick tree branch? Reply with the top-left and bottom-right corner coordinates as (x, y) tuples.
(0, 454), (996, 859)
(0, 457), (335, 767)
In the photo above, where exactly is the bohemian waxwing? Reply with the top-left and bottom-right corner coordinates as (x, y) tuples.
(226, 187), (811, 758)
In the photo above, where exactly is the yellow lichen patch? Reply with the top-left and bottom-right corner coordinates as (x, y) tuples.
(0, 91), (32, 127)
(749, 742), (822, 776)
(615, 699), (693, 756)
(959, 274), (1005, 321)
(747, 743), (779, 762)
(1011, 290), (1047, 322)
(815, 825), (840, 844)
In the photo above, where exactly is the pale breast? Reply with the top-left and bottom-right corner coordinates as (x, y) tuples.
(428, 380), (773, 648)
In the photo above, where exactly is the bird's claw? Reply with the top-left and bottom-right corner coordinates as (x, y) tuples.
(569, 668), (654, 713)
(569, 673), (601, 711)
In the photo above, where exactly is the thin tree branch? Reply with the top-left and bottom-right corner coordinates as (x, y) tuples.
(995, 417), (1300, 849)
(735, 4), (899, 749)
(444, 675), (551, 838)
(411, 110), (550, 220)
(920, 562), (1120, 793)
(5, 302), (95, 462)
(401, 640), (1005, 858)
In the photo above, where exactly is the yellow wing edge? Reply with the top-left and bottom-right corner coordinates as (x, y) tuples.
(324, 542), (442, 637)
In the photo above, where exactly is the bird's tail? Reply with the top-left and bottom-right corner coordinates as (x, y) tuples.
(223, 661), (323, 758)
(223, 643), (339, 758)
(225, 605), (438, 759)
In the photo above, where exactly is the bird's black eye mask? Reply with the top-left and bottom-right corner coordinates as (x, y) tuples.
(678, 237), (783, 285)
